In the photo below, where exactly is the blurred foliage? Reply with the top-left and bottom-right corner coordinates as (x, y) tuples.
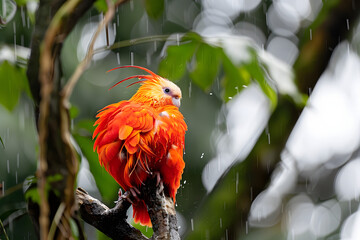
(158, 32), (297, 109)
(0, 61), (30, 111)
(0, 0), (357, 239)
(144, 0), (164, 19)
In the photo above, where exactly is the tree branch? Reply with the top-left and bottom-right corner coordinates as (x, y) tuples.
(76, 177), (181, 240)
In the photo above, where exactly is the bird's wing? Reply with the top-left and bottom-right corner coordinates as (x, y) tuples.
(93, 101), (156, 187)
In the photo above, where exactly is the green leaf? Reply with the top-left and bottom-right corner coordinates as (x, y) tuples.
(158, 41), (198, 80)
(73, 133), (118, 203)
(222, 53), (250, 102)
(0, 61), (28, 111)
(189, 44), (221, 91)
(14, 0), (27, 6)
(144, 0), (164, 19)
(94, 0), (118, 12)
(94, 0), (107, 12)
(131, 222), (153, 238)
(0, 0), (16, 24)
(24, 188), (40, 204)
(69, 105), (79, 119)
(69, 218), (80, 240)
(247, 53), (278, 109)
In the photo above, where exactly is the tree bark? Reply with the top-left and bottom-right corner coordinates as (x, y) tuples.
(26, 0), (96, 239)
(76, 177), (181, 240)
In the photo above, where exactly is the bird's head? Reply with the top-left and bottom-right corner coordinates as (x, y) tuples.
(108, 66), (182, 108)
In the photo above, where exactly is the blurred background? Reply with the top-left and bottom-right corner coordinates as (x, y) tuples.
(1, 0), (360, 239)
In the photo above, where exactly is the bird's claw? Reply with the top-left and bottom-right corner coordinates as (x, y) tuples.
(117, 187), (141, 204)
(152, 171), (162, 186)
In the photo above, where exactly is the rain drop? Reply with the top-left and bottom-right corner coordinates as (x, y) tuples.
(2, 181), (4, 196)
(190, 218), (194, 231)
(176, 33), (180, 46)
(242, 85), (247, 88)
(246, 221), (249, 234)
(220, 218), (222, 228)
(146, 52), (151, 66)
(116, 52), (121, 65)
(20, 6), (26, 27)
(228, 97), (232, 100)
(346, 19), (349, 30)
(15, 171), (18, 184)
(235, 172), (239, 194)
(7, 159), (10, 173)
(200, 153), (204, 158)
(310, 29), (312, 40)
(183, 180), (186, 184)
(17, 153), (19, 168)
(209, 92), (213, 96)
(130, 52), (134, 65)
(188, 81), (192, 98)
(113, 23), (116, 36)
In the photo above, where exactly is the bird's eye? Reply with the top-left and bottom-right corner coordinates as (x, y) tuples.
(164, 88), (170, 93)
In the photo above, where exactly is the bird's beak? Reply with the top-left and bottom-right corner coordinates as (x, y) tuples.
(172, 97), (181, 108)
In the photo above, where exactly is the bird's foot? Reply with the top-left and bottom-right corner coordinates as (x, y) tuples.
(152, 171), (164, 193)
(117, 187), (141, 204)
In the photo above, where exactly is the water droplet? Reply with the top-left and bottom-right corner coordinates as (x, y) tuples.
(209, 92), (213, 96)
(310, 29), (312, 40)
(235, 172), (239, 194)
(228, 97), (232, 100)
(15, 171), (18, 184)
(346, 19), (349, 30)
(21, 6), (26, 27)
(146, 52), (151, 66)
(7, 160), (10, 173)
(17, 153), (19, 168)
(242, 85), (247, 88)
(130, 52), (134, 65)
(113, 23), (116, 36)
(220, 218), (222, 228)
(176, 34), (180, 46)
(188, 82), (192, 98)
(116, 52), (120, 65)
(200, 153), (204, 158)
(191, 218), (194, 231)
(183, 180), (186, 184)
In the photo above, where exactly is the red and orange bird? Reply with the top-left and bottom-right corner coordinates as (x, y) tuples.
(93, 66), (187, 226)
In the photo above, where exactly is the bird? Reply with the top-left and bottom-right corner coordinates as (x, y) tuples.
(93, 66), (187, 226)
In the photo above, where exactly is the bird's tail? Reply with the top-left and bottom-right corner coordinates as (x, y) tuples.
(133, 200), (152, 227)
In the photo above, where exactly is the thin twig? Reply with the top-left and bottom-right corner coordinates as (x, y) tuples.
(93, 34), (180, 54)
(61, 0), (128, 101)
(48, 203), (66, 240)
(0, 218), (9, 240)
